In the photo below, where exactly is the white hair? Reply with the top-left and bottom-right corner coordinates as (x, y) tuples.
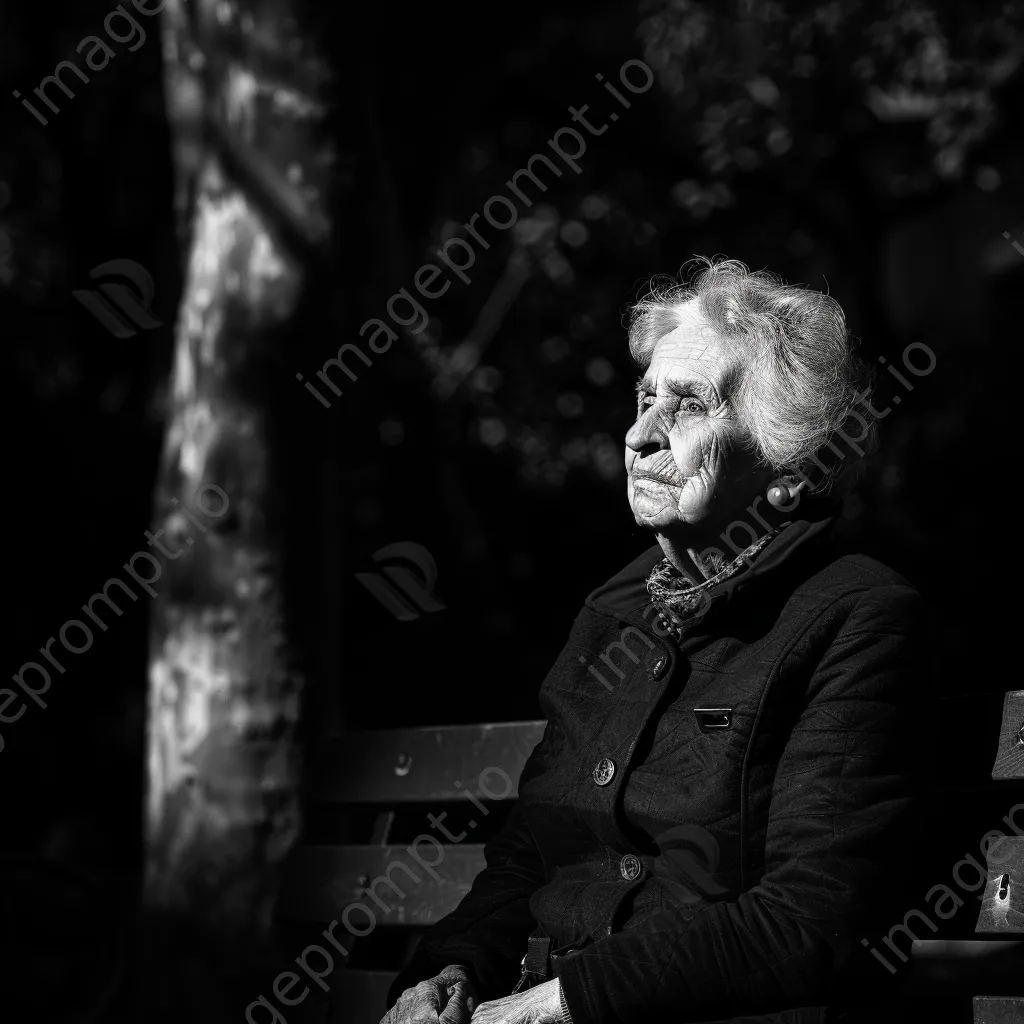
(627, 256), (877, 494)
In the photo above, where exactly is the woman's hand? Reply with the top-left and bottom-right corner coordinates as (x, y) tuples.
(469, 979), (563, 1024)
(381, 964), (478, 1024)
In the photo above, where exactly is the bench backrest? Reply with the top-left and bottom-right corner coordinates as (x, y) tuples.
(277, 721), (545, 1023)
(281, 721), (545, 926)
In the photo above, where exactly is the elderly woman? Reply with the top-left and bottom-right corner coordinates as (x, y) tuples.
(382, 259), (925, 1024)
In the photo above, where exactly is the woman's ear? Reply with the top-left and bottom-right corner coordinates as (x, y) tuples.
(766, 476), (807, 511)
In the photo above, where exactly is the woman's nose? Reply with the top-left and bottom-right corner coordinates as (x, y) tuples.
(626, 409), (666, 455)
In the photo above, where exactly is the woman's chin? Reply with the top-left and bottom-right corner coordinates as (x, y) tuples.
(629, 491), (680, 531)
(629, 490), (715, 536)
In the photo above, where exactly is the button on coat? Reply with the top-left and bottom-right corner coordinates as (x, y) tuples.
(592, 758), (615, 786)
(619, 854), (642, 881)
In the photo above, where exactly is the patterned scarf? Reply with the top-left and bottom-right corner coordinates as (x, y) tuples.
(645, 527), (781, 642)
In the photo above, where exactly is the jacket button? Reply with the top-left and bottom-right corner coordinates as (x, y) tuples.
(651, 655), (668, 679)
(620, 854), (642, 881)
(592, 758), (615, 786)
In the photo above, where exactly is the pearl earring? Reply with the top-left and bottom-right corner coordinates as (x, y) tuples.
(767, 484), (789, 508)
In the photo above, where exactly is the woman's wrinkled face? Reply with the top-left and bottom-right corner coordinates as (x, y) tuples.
(625, 302), (766, 537)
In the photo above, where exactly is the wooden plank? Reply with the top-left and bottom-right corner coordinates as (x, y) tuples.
(279, 844), (487, 925)
(912, 939), (1024, 960)
(334, 970), (397, 1024)
(974, 996), (1024, 1024)
(976, 837), (1023, 934)
(992, 690), (1024, 780)
(312, 721), (546, 803)
(907, 939), (1024, 995)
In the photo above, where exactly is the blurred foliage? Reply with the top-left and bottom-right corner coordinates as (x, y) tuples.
(639, 0), (1023, 185)
(361, 0), (1021, 511)
(3, 0), (1021, 730)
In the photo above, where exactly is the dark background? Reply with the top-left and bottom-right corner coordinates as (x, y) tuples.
(1, 0), (1021, 1016)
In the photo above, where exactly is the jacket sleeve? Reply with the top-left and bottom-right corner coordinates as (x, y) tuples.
(554, 583), (927, 1024)
(386, 718), (560, 1006)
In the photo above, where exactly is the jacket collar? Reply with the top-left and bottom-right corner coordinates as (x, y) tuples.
(584, 517), (837, 623)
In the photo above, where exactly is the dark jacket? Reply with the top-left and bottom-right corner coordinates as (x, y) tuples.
(389, 518), (927, 1023)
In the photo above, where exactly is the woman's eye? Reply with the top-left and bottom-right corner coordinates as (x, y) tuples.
(681, 399), (704, 414)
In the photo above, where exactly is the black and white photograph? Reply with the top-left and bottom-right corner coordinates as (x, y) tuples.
(2, 1), (1023, 1022)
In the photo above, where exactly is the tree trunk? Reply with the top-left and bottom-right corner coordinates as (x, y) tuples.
(140, 0), (338, 1018)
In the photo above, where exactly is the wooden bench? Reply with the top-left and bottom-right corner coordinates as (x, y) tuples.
(278, 691), (1023, 1024)
(277, 721), (545, 1022)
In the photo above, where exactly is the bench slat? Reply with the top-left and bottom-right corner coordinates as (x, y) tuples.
(280, 844), (487, 925)
(906, 939), (1024, 996)
(976, 837), (1022, 934)
(974, 996), (1024, 1024)
(313, 721), (546, 803)
(913, 939), (1024, 959)
(992, 691), (1024, 779)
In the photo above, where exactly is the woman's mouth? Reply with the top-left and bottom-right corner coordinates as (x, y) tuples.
(632, 472), (679, 488)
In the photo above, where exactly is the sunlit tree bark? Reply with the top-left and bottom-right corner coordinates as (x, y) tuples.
(141, 0), (337, 1018)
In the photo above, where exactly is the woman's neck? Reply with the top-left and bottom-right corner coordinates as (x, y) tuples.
(655, 534), (728, 582)
(655, 508), (785, 581)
